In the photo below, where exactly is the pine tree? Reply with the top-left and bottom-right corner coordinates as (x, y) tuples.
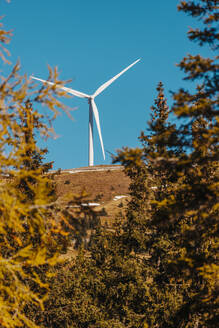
(116, 82), (185, 327)
(13, 100), (54, 202)
(161, 1), (219, 326)
(116, 0), (219, 324)
(0, 15), (78, 327)
(116, 82), (179, 253)
(118, 2), (218, 327)
(38, 225), (150, 328)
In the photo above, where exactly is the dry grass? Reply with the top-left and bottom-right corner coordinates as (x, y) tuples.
(54, 165), (131, 259)
(53, 165), (131, 224)
(54, 165), (130, 204)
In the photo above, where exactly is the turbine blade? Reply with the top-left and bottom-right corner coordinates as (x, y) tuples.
(90, 99), (105, 160)
(30, 76), (90, 98)
(93, 58), (141, 97)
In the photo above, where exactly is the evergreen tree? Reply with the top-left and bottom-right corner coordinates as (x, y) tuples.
(38, 225), (150, 328)
(116, 82), (185, 327)
(116, 0), (219, 325)
(119, 2), (218, 327)
(13, 100), (54, 202)
(116, 81), (179, 250)
(162, 1), (219, 326)
(0, 15), (79, 327)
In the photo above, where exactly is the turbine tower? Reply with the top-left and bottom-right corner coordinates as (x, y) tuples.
(31, 58), (140, 166)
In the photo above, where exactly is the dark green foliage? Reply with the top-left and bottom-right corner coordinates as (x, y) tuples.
(116, 82), (186, 327)
(161, 1), (219, 326)
(116, 1), (218, 327)
(33, 227), (150, 328)
(110, 0), (218, 326)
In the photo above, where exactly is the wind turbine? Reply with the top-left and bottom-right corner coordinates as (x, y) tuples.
(31, 58), (140, 166)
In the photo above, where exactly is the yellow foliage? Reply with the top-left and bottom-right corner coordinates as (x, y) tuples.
(0, 16), (75, 328)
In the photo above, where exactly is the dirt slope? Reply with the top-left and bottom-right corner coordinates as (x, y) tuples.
(52, 165), (131, 259)
(53, 165), (130, 223)
(54, 165), (130, 203)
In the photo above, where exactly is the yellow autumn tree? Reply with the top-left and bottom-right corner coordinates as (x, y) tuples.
(0, 16), (75, 327)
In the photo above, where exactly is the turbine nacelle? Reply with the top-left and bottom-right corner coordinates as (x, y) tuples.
(31, 58), (140, 166)
(88, 96), (94, 102)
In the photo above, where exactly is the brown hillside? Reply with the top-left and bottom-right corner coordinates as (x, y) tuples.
(53, 165), (131, 226)
(52, 165), (131, 259)
(54, 165), (130, 203)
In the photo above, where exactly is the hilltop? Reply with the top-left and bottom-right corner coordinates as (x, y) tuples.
(53, 165), (131, 222)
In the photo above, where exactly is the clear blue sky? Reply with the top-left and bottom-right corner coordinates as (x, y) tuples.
(1, 0), (205, 169)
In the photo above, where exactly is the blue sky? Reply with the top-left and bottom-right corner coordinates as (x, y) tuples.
(1, 0), (204, 169)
